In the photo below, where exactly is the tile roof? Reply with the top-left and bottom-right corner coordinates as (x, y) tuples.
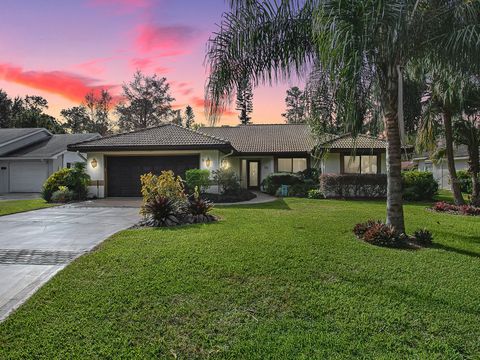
(6, 133), (100, 158)
(319, 133), (388, 149)
(199, 124), (317, 154)
(0, 128), (49, 145)
(68, 124), (231, 152)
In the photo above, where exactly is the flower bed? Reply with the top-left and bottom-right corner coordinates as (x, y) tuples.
(432, 202), (480, 216)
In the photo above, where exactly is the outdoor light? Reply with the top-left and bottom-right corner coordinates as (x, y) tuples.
(91, 158), (98, 168)
(221, 159), (229, 169)
(205, 157), (211, 168)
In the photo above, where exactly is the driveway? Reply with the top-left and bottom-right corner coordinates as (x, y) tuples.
(0, 205), (140, 321)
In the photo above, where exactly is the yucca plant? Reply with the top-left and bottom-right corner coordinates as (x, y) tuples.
(187, 187), (216, 223)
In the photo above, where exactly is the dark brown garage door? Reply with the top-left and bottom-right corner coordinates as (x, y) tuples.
(106, 155), (199, 197)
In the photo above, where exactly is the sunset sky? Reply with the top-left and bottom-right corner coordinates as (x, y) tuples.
(0, 0), (301, 126)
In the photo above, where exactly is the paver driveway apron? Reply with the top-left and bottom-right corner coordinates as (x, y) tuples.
(0, 204), (140, 321)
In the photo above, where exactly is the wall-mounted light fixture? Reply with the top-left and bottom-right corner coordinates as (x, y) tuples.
(221, 159), (229, 169)
(90, 158), (98, 168)
(205, 157), (211, 168)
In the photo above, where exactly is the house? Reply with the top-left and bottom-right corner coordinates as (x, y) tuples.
(412, 144), (473, 189)
(67, 123), (388, 198)
(0, 128), (100, 193)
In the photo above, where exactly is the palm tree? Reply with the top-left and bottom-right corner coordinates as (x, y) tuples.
(205, 0), (480, 233)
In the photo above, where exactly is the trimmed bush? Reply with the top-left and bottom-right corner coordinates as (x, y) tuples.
(41, 162), (90, 202)
(402, 171), (438, 201)
(288, 180), (318, 197)
(185, 169), (211, 193)
(299, 168), (320, 183)
(457, 170), (472, 193)
(212, 168), (241, 194)
(261, 173), (302, 195)
(320, 174), (387, 198)
(50, 186), (75, 203)
(307, 189), (324, 199)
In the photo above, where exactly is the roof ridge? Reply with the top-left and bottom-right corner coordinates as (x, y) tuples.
(68, 123), (170, 147)
(169, 123), (231, 144)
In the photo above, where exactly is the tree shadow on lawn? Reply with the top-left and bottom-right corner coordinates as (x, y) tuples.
(432, 243), (480, 259)
(216, 198), (291, 210)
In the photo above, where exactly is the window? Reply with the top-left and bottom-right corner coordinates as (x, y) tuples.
(277, 158), (308, 173)
(66, 162), (72, 169)
(343, 155), (378, 174)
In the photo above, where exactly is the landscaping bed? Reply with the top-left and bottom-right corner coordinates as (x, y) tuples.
(203, 189), (256, 203)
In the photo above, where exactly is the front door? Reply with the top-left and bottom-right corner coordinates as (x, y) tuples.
(247, 160), (260, 189)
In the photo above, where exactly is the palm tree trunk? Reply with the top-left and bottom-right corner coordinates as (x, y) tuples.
(443, 110), (465, 205)
(383, 66), (405, 234)
(469, 144), (480, 206)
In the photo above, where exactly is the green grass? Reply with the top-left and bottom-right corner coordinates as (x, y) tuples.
(0, 199), (54, 216)
(1, 198), (479, 359)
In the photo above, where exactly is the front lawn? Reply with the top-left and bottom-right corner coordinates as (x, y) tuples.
(0, 199), (55, 216)
(1, 198), (479, 358)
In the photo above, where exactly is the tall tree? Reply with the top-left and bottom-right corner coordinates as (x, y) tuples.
(84, 89), (112, 136)
(236, 77), (253, 124)
(0, 89), (12, 128)
(184, 105), (195, 128)
(61, 106), (91, 134)
(117, 71), (174, 132)
(171, 109), (183, 126)
(282, 86), (306, 124)
(205, 0), (480, 233)
(11, 95), (64, 133)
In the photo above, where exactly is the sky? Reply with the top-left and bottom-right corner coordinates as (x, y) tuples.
(0, 0), (301, 126)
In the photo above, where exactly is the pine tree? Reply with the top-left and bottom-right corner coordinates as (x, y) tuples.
(184, 105), (195, 128)
(236, 78), (253, 125)
(171, 109), (183, 126)
(282, 86), (306, 124)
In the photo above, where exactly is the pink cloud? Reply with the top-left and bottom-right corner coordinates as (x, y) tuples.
(0, 63), (116, 103)
(190, 96), (236, 117)
(135, 24), (200, 55)
(75, 57), (114, 75)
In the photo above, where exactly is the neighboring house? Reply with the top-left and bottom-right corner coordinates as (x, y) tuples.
(68, 123), (388, 198)
(412, 144), (472, 189)
(0, 128), (100, 193)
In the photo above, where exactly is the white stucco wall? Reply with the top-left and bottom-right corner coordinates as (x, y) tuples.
(416, 157), (469, 190)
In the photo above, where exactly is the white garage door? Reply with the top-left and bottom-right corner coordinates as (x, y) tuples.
(10, 161), (48, 192)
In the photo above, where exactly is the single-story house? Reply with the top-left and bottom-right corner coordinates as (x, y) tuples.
(0, 128), (99, 193)
(68, 123), (388, 198)
(413, 144), (475, 189)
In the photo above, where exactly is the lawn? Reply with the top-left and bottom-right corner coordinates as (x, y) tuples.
(0, 199), (54, 216)
(0, 197), (479, 358)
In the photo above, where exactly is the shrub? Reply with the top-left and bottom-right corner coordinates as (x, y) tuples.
(299, 168), (320, 183)
(431, 201), (480, 216)
(402, 171), (438, 201)
(186, 188), (217, 223)
(320, 174), (387, 198)
(185, 169), (211, 193)
(142, 196), (181, 227)
(361, 222), (405, 248)
(457, 170), (472, 193)
(41, 162), (90, 202)
(307, 189), (324, 199)
(353, 219), (382, 238)
(212, 168), (241, 194)
(140, 171), (187, 205)
(203, 189), (256, 203)
(50, 186), (75, 203)
(261, 173), (302, 195)
(288, 181), (318, 197)
(413, 229), (433, 246)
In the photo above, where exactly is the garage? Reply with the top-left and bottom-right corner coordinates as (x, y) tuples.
(10, 161), (48, 193)
(106, 155), (200, 197)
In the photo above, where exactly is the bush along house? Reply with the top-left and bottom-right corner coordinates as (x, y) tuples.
(67, 123), (388, 198)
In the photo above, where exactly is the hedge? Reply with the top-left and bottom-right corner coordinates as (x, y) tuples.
(320, 174), (387, 198)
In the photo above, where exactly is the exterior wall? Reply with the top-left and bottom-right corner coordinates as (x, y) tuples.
(416, 157), (469, 190)
(321, 153), (341, 173)
(62, 151), (86, 168)
(224, 156), (274, 188)
(85, 150), (223, 198)
(380, 153), (387, 174)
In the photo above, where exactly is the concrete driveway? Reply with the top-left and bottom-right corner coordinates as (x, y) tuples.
(0, 205), (140, 321)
